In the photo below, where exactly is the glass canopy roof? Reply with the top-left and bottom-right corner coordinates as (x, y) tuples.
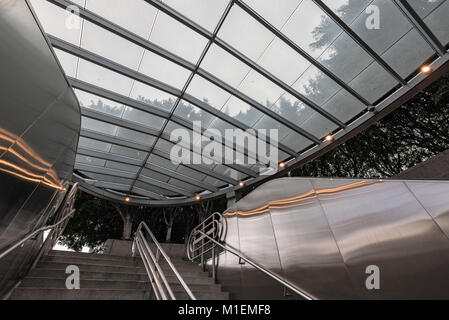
(29, 0), (449, 205)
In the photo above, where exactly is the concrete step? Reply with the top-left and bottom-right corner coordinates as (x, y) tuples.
(41, 256), (144, 267)
(49, 250), (137, 262)
(34, 261), (210, 278)
(9, 288), (149, 300)
(170, 283), (222, 293)
(29, 268), (149, 281)
(29, 268), (214, 284)
(20, 277), (150, 290)
(175, 291), (229, 300)
(36, 261), (147, 274)
(40, 256), (201, 273)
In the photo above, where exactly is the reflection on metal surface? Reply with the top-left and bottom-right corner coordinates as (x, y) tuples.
(225, 180), (377, 216)
(216, 177), (449, 299)
(0, 0), (80, 296)
(0, 130), (64, 189)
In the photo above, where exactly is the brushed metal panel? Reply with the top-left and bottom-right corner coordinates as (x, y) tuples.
(312, 179), (449, 299)
(269, 179), (355, 299)
(0, 0), (80, 296)
(238, 212), (285, 299)
(406, 181), (449, 238)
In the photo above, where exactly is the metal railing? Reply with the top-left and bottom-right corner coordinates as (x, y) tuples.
(186, 212), (227, 280)
(132, 221), (196, 300)
(187, 213), (316, 300)
(0, 182), (79, 261)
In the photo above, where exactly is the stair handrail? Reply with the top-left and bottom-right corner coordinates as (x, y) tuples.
(187, 212), (226, 261)
(132, 221), (196, 300)
(195, 230), (316, 301)
(0, 182), (79, 261)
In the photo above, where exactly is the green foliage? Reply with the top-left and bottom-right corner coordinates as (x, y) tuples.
(292, 72), (449, 178)
(58, 191), (122, 252)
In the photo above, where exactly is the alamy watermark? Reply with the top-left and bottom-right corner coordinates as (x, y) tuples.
(365, 5), (380, 30)
(169, 121), (279, 175)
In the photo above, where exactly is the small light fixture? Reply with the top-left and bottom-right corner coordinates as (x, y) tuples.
(195, 194), (201, 201)
(238, 181), (245, 187)
(125, 196), (130, 202)
(367, 105), (376, 112)
(421, 65), (431, 74)
(279, 162), (286, 169)
(324, 134), (333, 142)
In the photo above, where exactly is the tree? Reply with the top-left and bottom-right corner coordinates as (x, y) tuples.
(291, 72), (449, 178)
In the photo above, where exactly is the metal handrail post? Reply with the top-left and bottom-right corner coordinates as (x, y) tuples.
(133, 221), (196, 300)
(197, 230), (316, 301)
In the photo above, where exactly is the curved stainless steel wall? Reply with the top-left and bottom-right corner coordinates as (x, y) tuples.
(215, 177), (449, 299)
(0, 0), (80, 295)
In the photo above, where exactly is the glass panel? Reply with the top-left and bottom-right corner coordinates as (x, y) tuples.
(281, 132), (312, 153)
(74, 56), (177, 112)
(75, 154), (105, 167)
(408, 0), (446, 18)
(29, 0), (82, 45)
(186, 75), (231, 110)
(203, 176), (228, 188)
(129, 81), (177, 112)
(77, 58), (134, 96)
(134, 180), (178, 196)
(54, 49), (78, 78)
(149, 11), (208, 63)
(281, 0), (342, 59)
(322, 89), (366, 123)
(78, 137), (111, 152)
(212, 164), (247, 181)
(258, 37), (311, 85)
(78, 137), (148, 160)
(163, 0), (230, 32)
(176, 166), (207, 182)
(81, 117), (117, 135)
(238, 70), (285, 109)
(85, 0), (158, 39)
(105, 160), (140, 173)
(421, 0), (449, 46)
(347, 61), (398, 104)
(81, 20), (143, 70)
(109, 145), (147, 160)
(122, 107), (166, 131)
(80, 171), (135, 186)
(174, 100), (215, 127)
(382, 28), (434, 78)
(167, 178), (200, 193)
(140, 168), (170, 183)
(254, 115), (295, 141)
(75, 89), (125, 116)
(115, 127), (156, 146)
(326, 0), (433, 78)
(218, 5), (274, 61)
(200, 44), (250, 87)
(293, 63), (343, 106)
(275, 93), (338, 137)
(222, 96), (264, 127)
(242, 0), (303, 29)
(139, 49), (191, 89)
(321, 0), (373, 24)
(147, 154), (178, 171)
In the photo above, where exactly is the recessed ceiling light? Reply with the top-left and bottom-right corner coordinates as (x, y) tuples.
(421, 65), (431, 74)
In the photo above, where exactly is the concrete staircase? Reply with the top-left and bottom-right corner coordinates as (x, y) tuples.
(9, 250), (229, 300)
